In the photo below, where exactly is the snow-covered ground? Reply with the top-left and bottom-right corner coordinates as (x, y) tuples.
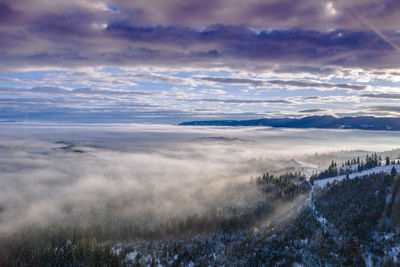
(339, 163), (359, 172)
(311, 163), (400, 266)
(314, 164), (400, 188)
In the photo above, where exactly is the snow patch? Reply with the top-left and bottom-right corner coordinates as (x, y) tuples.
(314, 164), (400, 188)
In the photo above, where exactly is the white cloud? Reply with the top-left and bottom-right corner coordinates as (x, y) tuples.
(326, 2), (337, 16)
(201, 89), (226, 95)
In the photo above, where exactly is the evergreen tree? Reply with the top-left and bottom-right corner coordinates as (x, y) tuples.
(391, 167), (397, 177)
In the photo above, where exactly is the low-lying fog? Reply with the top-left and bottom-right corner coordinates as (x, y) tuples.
(0, 123), (399, 235)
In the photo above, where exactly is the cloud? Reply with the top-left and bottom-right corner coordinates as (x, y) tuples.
(0, 0), (399, 121)
(6, 0), (397, 31)
(0, 85), (186, 123)
(0, 125), (311, 234)
(71, 87), (155, 96)
(0, 3), (399, 73)
(200, 77), (366, 91)
(0, 86), (158, 97)
(123, 73), (190, 84)
(302, 96), (320, 100)
(199, 77), (265, 86)
(298, 108), (327, 113)
(1, 124), (399, 234)
(360, 93), (400, 99)
(180, 98), (293, 104)
(30, 86), (73, 94)
(273, 65), (336, 76)
(200, 89), (226, 95)
(0, 85), (278, 123)
(268, 80), (366, 90)
(368, 106), (400, 113)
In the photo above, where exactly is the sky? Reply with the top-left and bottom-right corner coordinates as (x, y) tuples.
(1, 0), (400, 123)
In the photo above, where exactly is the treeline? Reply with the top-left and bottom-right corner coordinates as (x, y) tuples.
(0, 171), (312, 266)
(313, 168), (400, 265)
(311, 153), (400, 184)
(0, 229), (125, 267)
(257, 171), (310, 200)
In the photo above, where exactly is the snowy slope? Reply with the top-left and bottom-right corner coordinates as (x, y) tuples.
(314, 164), (400, 188)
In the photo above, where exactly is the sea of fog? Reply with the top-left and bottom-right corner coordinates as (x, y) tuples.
(0, 123), (399, 234)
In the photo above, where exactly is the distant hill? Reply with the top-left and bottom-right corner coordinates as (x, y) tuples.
(179, 116), (400, 131)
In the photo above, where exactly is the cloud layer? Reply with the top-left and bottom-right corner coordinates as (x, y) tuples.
(0, 0), (400, 121)
(1, 124), (400, 234)
(1, 0), (400, 71)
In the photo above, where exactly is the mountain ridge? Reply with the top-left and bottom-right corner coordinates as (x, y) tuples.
(179, 115), (400, 131)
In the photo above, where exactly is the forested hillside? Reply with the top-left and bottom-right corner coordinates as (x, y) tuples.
(1, 155), (400, 266)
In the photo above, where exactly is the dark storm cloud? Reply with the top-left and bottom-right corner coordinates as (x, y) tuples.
(0, 0), (399, 71)
(104, 0), (400, 30)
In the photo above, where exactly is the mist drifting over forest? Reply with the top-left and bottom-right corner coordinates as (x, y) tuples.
(0, 123), (398, 234)
(1, 123), (400, 265)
